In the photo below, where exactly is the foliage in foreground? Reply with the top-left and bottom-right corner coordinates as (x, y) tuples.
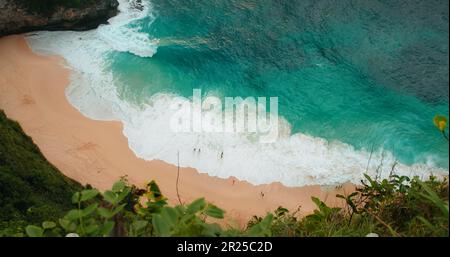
(22, 179), (233, 237)
(5, 173), (448, 237)
(0, 110), (83, 235)
(252, 174), (448, 237)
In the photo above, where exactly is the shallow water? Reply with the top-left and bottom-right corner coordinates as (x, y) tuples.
(27, 0), (449, 186)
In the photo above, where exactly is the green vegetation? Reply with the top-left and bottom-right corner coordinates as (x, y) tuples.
(254, 174), (448, 237)
(0, 110), (448, 237)
(24, 179), (232, 237)
(12, 174), (450, 237)
(0, 110), (83, 236)
(16, 0), (97, 14)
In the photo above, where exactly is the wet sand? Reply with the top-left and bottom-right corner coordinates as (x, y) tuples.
(0, 35), (354, 227)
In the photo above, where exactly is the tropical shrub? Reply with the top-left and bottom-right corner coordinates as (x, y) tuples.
(246, 174), (448, 237)
(24, 179), (228, 237)
(16, 173), (449, 237)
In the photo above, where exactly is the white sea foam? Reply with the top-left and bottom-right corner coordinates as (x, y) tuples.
(25, 1), (448, 187)
(27, 0), (156, 120)
(119, 94), (447, 186)
(98, 0), (158, 57)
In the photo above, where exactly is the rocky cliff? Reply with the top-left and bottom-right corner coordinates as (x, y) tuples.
(0, 0), (119, 36)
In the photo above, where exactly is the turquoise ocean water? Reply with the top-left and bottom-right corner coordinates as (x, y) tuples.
(27, 0), (449, 186)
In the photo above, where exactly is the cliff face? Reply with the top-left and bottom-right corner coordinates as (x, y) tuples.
(0, 0), (119, 36)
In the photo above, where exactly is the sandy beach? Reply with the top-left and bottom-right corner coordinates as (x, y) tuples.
(0, 35), (354, 226)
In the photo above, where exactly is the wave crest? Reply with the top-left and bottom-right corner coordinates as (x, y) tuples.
(25, 0), (448, 187)
(98, 0), (158, 57)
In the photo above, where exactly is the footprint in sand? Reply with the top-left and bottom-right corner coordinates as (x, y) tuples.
(21, 94), (34, 105)
(76, 142), (98, 151)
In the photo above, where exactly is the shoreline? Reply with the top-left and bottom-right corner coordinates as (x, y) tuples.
(0, 35), (354, 226)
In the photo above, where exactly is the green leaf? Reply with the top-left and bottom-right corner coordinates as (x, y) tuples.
(103, 191), (117, 205)
(97, 207), (114, 219)
(112, 180), (126, 192)
(187, 198), (206, 214)
(260, 214), (274, 227)
(417, 181), (449, 217)
(84, 224), (99, 235)
(152, 214), (171, 236)
(117, 187), (131, 203)
(97, 204), (126, 219)
(59, 218), (76, 232)
(204, 204), (225, 219)
(201, 223), (222, 236)
(65, 209), (82, 221)
(26, 225), (44, 237)
(363, 174), (375, 187)
(99, 221), (115, 236)
(311, 197), (322, 208)
(82, 203), (99, 217)
(161, 207), (179, 226)
(42, 221), (56, 229)
(80, 189), (99, 202)
(132, 220), (148, 231)
(71, 192), (81, 204)
(246, 214), (273, 236)
(148, 180), (163, 198)
(111, 203), (126, 216)
(174, 205), (186, 215)
(179, 213), (195, 224)
(417, 216), (435, 230)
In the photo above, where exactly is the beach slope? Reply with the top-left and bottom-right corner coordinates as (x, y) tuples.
(0, 35), (353, 226)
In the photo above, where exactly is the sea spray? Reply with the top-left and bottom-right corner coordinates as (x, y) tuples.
(98, 0), (158, 57)
(25, 0), (449, 187)
(169, 89), (280, 143)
